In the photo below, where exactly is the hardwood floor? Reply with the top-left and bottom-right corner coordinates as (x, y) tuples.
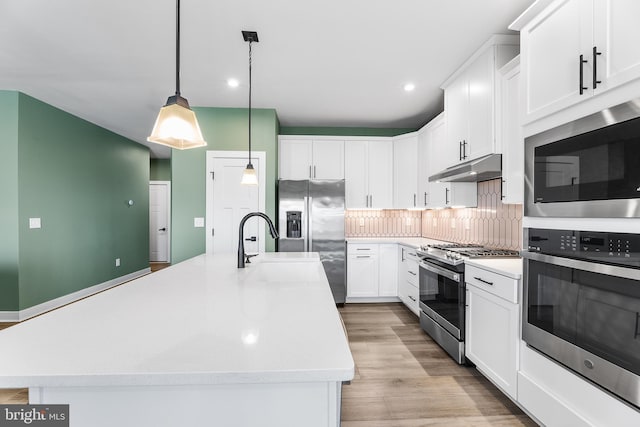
(339, 303), (537, 426)
(150, 262), (170, 272)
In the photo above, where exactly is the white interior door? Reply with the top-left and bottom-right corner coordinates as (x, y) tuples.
(206, 151), (267, 255)
(149, 181), (171, 262)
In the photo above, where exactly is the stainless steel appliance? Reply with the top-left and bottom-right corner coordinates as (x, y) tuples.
(525, 98), (640, 218)
(277, 180), (346, 304)
(417, 243), (520, 363)
(523, 228), (640, 409)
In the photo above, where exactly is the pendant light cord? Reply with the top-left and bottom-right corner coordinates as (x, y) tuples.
(175, 0), (181, 96)
(248, 39), (253, 166)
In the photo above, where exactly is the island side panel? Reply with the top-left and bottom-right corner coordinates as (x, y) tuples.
(30, 381), (342, 427)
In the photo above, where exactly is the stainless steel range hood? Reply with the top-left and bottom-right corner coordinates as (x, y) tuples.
(429, 153), (502, 183)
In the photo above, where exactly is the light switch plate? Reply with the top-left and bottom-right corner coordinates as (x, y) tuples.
(194, 217), (205, 228)
(29, 218), (41, 229)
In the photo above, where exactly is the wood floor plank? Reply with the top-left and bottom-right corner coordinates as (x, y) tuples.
(339, 303), (537, 426)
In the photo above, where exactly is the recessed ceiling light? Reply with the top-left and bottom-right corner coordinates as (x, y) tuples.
(227, 78), (239, 88)
(403, 83), (415, 92)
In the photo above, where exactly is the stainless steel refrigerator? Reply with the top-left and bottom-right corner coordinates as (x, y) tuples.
(277, 180), (346, 304)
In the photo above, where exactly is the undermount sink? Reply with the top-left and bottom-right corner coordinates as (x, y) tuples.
(245, 259), (324, 283)
(249, 252), (320, 263)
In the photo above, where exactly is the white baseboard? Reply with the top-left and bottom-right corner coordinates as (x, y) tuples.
(0, 268), (150, 322)
(345, 297), (402, 304)
(0, 311), (19, 322)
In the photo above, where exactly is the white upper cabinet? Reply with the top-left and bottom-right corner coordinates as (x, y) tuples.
(423, 113), (478, 209)
(279, 137), (344, 180)
(345, 139), (393, 209)
(417, 127), (430, 209)
(442, 35), (520, 167)
(393, 133), (419, 209)
(499, 57), (524, 204)
(519, 0), (640, 124)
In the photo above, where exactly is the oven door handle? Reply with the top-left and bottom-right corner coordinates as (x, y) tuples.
(419, 261), (460, 282)
(522, 251), (640, 281)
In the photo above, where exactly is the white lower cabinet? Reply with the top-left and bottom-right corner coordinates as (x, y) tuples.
(347, 243), (397, 300)
(465, 264), (519, 400)
(398, 246), (420, 315)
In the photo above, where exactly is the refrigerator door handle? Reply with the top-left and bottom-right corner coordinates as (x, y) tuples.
(302, 196), (309, 251)
(308, 196), (313, 251)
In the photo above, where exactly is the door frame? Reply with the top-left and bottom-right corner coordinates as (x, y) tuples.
(149, 180), (172, 263)
(205, 151), (267, 254)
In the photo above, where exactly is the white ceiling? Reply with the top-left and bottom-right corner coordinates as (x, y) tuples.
(0, 0), (534, 158)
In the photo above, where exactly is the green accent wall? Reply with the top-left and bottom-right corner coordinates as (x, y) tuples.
(171, 107), (279, 264)
(0, 92), (150, 311)
(150, 158), (171, 181)
(0, 92), (20, 311)
(279, 126), (416, 137)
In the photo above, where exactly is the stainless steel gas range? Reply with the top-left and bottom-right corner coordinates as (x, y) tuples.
(416, 243), (520, 364)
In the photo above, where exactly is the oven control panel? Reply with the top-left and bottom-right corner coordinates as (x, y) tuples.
(527, 228), (640, 267)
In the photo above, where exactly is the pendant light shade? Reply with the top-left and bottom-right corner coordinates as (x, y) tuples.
(241, 30), (259, 185)
(147, 0), (207, 150)
(240, 163), (258, 185)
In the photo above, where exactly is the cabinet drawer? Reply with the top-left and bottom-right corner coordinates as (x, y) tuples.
(405, 260), (419, 286)
(399, 280), (419, 316)
(401, 246), (419, 262)
(348, 243), (379, 256)
(465, 264), (518, 303)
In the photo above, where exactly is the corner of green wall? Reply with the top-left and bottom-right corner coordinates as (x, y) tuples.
(0, 91), (20, 311)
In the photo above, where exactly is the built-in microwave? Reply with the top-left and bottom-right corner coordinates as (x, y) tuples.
(524, 99), (640, 218)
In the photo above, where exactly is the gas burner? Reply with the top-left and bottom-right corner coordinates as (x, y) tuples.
(420, 243), (482, 251)
(417, 243), (520, 265)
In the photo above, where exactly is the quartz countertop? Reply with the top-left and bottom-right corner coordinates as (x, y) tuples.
(346, 237), (448, 248)
(0, 252), (354, 388)
(464, 257), (523, 279)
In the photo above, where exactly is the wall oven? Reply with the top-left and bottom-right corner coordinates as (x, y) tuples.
(524, 98), (640, 218)
(523, 228), (640, 409)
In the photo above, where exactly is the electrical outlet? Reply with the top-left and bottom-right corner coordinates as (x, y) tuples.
(29, 218), (41, 229)
(115, 258), (121, 267)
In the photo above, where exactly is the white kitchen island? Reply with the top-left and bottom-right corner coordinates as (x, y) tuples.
(0, 253), (354, 427)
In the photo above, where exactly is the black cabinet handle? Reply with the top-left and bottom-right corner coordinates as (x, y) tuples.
(459, 141), (463, 161)
(424, 192), (427, 206)
(245, 236), (257, 242)
(593, 46), (602, 89)
(474, 276), (494, 286)
(445, 187), (450, 205)
(462, 140), (467, 160)
(159, 227), (167, 231)
(579, 54), (588, 95)
(413, 193), (416, 207)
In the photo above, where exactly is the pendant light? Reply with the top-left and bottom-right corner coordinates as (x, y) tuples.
(240, 30), (259, 185)
(147, 0), (207, 150)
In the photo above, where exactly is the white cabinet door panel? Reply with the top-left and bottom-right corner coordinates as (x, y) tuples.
(345, 141), (368, 209)
(467, 48), (495, 160)
(312, 140), (344, 179)
(393, 135), (418, 209)
(279, 140), (312, 179)
(378, 244), (398, 297)
(593, 0), (640, 94)
(367, 140), (393, 208)
(347, 254), (378, 297)
(466, 284), (518, 399)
